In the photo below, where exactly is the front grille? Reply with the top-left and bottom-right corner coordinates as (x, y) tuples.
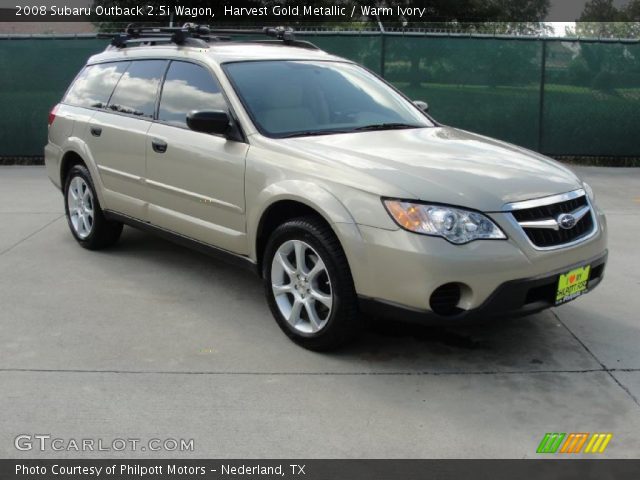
(511, 194), (595, 248)
(511, 196), (587, 222)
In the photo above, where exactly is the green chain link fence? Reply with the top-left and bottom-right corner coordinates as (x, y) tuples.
(1, 33), (639, 158)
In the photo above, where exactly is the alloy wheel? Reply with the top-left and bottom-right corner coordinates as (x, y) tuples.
(270, 239), (333, 334)
(67, 176), (94, 239)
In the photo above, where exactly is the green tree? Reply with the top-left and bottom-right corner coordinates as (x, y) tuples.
(571, 0), (640, 38)
(580, 0), (621, 20)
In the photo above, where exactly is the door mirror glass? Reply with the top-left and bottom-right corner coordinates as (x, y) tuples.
(187, 110), (230, 135)
(413, 100), (429, 113)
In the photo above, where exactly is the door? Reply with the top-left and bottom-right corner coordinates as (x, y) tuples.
(87, 60), (167, 220)
(146, 61), (249, 254)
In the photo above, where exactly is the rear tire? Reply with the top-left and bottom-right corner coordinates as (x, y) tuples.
(263, 216), (361, 351)
(64, 164), (122, 250)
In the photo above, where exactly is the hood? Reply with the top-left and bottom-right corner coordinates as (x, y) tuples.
(280, 126), (581, 212)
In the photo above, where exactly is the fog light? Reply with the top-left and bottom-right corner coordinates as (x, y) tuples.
(429, 283), (462, 316)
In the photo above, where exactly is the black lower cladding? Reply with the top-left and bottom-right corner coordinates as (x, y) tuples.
(359, 250), (608, 324)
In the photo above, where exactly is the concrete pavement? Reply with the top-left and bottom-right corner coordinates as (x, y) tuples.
(0, 166), (639, 458)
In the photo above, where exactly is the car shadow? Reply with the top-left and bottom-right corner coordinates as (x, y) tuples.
(97, 227), (597, 373)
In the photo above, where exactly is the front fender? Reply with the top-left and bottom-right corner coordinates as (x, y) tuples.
(247, 180), (360, 261)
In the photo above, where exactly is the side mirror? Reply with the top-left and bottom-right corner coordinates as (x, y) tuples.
(187, 110), (231, 135)
(413, 100), (429, 113)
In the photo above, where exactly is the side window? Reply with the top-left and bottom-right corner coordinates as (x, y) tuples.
(63, 62), (129, 108)
(158, 61), (227, 128)
(107, 60), (167, 118)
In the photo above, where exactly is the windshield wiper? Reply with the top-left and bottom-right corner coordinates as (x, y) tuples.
(351, 123), (421, 132)
(279, 129), (352, 138)
(279, 123), (421, 138)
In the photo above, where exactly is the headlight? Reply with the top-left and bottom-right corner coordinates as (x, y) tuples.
(383, 200), (506, 244)
(583, 182), (595, 202)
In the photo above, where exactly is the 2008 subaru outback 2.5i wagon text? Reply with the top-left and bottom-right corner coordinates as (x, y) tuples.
(45, 26), (607, 350)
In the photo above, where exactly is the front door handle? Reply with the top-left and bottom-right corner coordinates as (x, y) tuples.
(151, 138), (168, 153)
(90, 126), (102, 137)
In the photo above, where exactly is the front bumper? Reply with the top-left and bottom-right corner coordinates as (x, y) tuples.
(334, 204), (607, 320)
(359, 250), (607, 324)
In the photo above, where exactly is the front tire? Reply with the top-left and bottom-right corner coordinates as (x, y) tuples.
(263, 216), (361, 351)
(64, 164), (122, 250)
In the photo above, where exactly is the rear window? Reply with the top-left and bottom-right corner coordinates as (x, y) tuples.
(63, 62), (129, 108)
(107, 60), (167, 118)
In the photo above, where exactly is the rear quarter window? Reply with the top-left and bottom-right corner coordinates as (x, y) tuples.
(63, 62), (130, 108)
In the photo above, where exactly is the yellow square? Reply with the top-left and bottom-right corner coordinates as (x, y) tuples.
(556, 265), (590, 305)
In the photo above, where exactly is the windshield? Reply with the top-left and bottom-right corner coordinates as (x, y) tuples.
(223, 60), (434, 138)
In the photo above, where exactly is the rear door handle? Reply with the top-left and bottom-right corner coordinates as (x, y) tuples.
(151, 138), (168, 153)
(90, 126), (102, 137)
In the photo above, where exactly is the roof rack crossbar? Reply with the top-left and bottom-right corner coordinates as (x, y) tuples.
(206, 27), (319, 50)
(98, 24), (318, 50)
(250, 39), (320, 50)
(98, 23), (225, 49)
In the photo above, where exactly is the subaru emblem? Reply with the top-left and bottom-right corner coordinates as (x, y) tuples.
(557, 213), (577, 230)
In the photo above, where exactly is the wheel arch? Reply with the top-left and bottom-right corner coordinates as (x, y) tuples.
(249, 182), (358, 273)
(58, 138), (106, 206)
(60, 150), (86, 187)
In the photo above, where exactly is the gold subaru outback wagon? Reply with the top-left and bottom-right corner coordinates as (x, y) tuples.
(45, 26), (607, 350)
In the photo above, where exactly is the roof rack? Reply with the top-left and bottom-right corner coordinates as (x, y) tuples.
(97, 24), (231, 49)
(211, 27), (320, 50)
(98, 24), (319, 50)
